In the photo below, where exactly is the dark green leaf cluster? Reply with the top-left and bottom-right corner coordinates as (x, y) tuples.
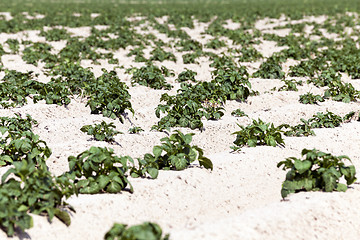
(176, 39), (202, 52)
(289, 58), (328, 77)
(80, 121), (122, 143)
(127, 47), (147, 62)
(86, 69), (134, 122)
(278, 149), (356, 198)
(128, 126), (144, 134)
(236, 46), (263, 62)
(277, 79), (303, 91)
(205, 38), (226, 50)
(0, 70), (43, 108)
(5, 38), (20, 54)
(39, 28), (71, 41)
(153, 83), (226, 130)
(176, 69), (197, 82)
(182, 51), (202, 64)
(299, 92), (324, 104)
(150, 47), (176, 62)
(281, 118), (315, 137)
(0, 114), (51, 167)
(0, 65), (134, 123)
(324, 81), (360, 103)
(307, 111), (343, 128)
(131, 130), (213, 176)
(252, 57), (285, 79)
(232, 118), (285, 150)
(0, 159), (76, 236)
(210, 55), (251, 101)
(231, 109), (248, 117)
(168, 14), (194, 29)
(128, 64), (174, 90)
(104, 222), (169, 240)
(66, 146), (133, 194)
(282, 111), (344, 137)
(0, 114), (75, 236)
(22, 42), (55, 66)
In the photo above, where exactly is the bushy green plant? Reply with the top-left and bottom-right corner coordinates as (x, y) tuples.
(104, 222), (170, 240)
(252, 57), (285, 79)
(278, 79), (302, 91)
(281, 118), (315, 137)
(39, 28), (71, 41)
(128, 126), (144, 134)
(127, 64), (174, 90)
(231, 109), (248, 117)
(132, 130), (213, 175)
(150, 47), (176, 62)
(66, 146), (133, 194)
(278, 149), (356, 198)
(80, 121), (121, 142)
(0, 159), (76, 236)
(308, 111), (343, 128)
(232, 119), (285, 151)
(205, 38), (226, 49)
(299, 92), (324, 104)
(5, 39), (20, 53)
(176, 69), (197, 82)
(86, 69), (134, 122)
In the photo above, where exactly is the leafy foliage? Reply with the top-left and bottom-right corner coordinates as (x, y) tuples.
(277, 79), (303, 91)
(39, 28), (71, 41)
(176, 69), (197, 82)
(127, 64), (174, 90)
(86, 69), (134, 122)
(128, 126), (144, 134)
(278, 149), (356, 198)
(150, 47), (176, 62)
(104, 222), (170, 240)
(232, 119), (285, 151)
(299, 92), (324, 104)
(252, 57), (285, 79)
(131, 130), (212, 177)
(66, 146), (133, 194)
(80, 121), (121, 143)
(0, 114), (51, 167)
(0, 159), (76, 236)
(231, 109), (248, 117)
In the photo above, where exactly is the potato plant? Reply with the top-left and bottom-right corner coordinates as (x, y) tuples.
(127, 64), (174, 90)
(0, 159), (76, 236)
(66, 146), (134, 194)
(104, 222), (170, 240)
(278, 149), (357, 198)
(80, 121), (122, 143)
(232, 119), (285, 151)
(131, 130), (213, 178)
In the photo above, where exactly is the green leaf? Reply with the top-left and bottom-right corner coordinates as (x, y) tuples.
(147, 167), (159, 179)
(294, 160), (312, 174)
(98, 175), (110, 189)
(199, 157), (213, 171)
(54, 209), (71, 226)
(106, 182), (122, 193)
(183, 134), (192, 144)
(152, 146), (163, 158)
(170, 155), (188, 170)
(336, 183), (347, 192)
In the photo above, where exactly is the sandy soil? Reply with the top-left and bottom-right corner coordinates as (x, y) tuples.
(1, 13), (360, 240)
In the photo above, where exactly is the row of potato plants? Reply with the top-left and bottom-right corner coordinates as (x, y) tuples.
(0, 113), (212, 237)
